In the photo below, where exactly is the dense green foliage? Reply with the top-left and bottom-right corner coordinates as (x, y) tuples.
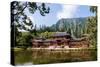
(40, 31), (54, 39)
(16, 32), (32, 49)
(87, 6), (97, 48)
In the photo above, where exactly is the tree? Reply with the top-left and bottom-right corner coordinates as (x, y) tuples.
(90, 6), (97, 15)
(87, 6), (97, 48)
(11, 1), (50, 47)
(17, 32), (33, 49)
(11, 1), (50, 31)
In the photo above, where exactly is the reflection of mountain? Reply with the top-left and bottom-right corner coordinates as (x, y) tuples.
(50, 17), (88, 38)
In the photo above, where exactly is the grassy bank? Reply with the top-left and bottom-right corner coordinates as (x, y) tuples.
(13, 47), (97, 51)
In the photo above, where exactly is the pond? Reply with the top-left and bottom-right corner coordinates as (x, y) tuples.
(13, 48), (97, 66)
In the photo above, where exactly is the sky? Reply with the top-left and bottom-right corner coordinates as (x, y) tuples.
(24, 2), (95, 27)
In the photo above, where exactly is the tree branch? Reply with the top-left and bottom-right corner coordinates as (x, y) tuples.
(14, 2), (27, 15)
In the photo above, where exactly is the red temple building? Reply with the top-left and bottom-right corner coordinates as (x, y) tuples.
(32, 32), (89, 48)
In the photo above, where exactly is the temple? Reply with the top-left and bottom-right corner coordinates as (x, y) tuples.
(32, 32), (89, 48)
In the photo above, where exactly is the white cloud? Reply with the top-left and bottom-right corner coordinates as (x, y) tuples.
(57, 5), (79, 19)
(24, 8), (36, 25)
(23, 15), (36, 30)
(28, 15), (35, 24)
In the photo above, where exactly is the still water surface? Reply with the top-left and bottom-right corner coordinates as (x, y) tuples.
(14, 48), (97, 65)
